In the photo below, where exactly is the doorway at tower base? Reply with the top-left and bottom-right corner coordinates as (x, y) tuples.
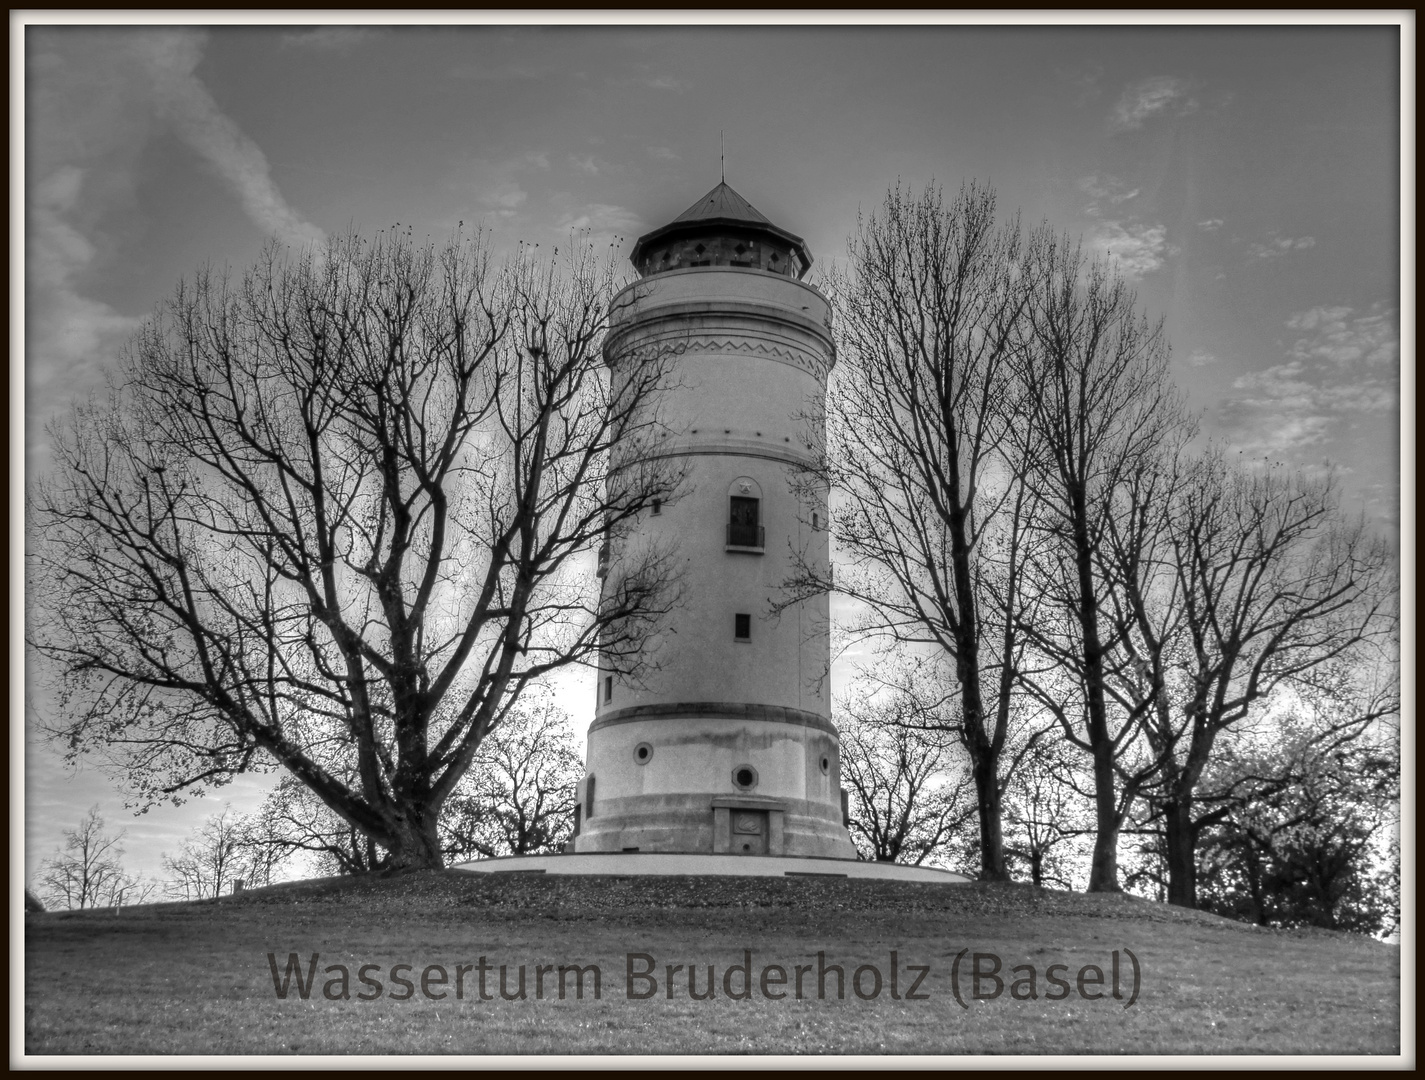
(455, 851), (971, 883)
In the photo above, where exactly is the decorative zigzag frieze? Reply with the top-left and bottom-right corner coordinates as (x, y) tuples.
(668, 335), (830, 379)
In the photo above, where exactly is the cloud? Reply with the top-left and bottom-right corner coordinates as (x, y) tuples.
(1286, 305), (1398, 367)
(25, 28), (323, 479)
(1086, 220), (1174, 279)
(449, 59), (555, 81)
(553, 203), (645, 254)
(1058, 62), (1105, 107)
(485, 186), (527, 212)
(647, 146), (680, 161)
(26, 165), (143, 404)
(1079, 174), (1139, 205)
(608, 71), (689, 93)
(136, 31), (325, 250)
(27, 33), (152, 446)
(1247, 234), (1316, 260)
(1216, 304), (1399, 458)
(569, 154), (600, 175)
(1110, 76), (1198, 131)
(1185, 349), (1219, 368)
(462, 152), (552, 218)
(560, 204), (641, 232)
(1078, 174), (1171, 279)
(1196, 218), (1223, 232)
(278, 27), (378, 51)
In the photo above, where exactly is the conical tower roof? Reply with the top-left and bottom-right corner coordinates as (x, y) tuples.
(670, 182), (773, 227)
(630, 182), (812, 276)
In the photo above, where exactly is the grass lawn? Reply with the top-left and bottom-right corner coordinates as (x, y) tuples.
(23, 871), (1400, 1057)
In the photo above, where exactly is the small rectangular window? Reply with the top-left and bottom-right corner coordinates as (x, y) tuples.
(652, 499), (662, 515)
(734, 613), (751, 640)
(603, 675), (613, 703)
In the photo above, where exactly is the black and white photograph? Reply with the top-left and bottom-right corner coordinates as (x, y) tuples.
(17, 12), (1408, 1066)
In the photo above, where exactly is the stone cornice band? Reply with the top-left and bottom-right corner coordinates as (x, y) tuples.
(590, 701), (838, 736)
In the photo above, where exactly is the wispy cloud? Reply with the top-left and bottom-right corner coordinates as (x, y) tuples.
(1110, 76), (1198, 131)
(559, 203), (642, 233)
(549, 202), (645, 255)
(1077, 172), (1172, 278)
(1086, 220), (1174, 279)
(279, 27), (378, 52)
(26, 165), (143, 402)
(608, 70), (689, 93)
(569, 154), (601, 175)
(1058, 61), (1105, 107)
(25, 28), (322, 475)
(449, 59), (556, 81)
(1217, 304), (1399, 458)
(460, 152), (551, 219)
(138, 31), (324, 250)
(1196, 218), (1223, 232)
(647, 146), (680, 161)
(1185, 349), (1219, 368)
(1286, 305), (1398, 366)
(1079, 173), (1139, 205)
(1078, 173), (1171, 278)
(1247, 234), (1316, 260)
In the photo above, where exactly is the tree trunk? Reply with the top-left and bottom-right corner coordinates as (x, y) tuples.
(385, 805), (445, 871)
(1087, 743), (1122, 892)
(1164, 800), (1198, 908)
(970, 751), (1010, 881)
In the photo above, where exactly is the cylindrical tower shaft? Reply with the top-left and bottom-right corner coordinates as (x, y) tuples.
(574, 184), (854, 859)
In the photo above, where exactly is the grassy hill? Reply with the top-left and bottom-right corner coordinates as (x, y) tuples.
(24, 871), (1400, 1057)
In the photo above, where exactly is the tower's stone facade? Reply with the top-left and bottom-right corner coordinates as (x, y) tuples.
(573, 183), (856, 858)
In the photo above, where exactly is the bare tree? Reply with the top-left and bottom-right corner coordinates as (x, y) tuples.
(35, 806), (142, 910)
(1193, 714), (1399, 933)
(28, 229), (684, 871)
(162, 806), (273, 899)
(837, 681), (978, 866)
(1009, 230), (1189, 892)
(108, 874), (162, 908)
(441, 699), (582, 859)
(237, 700), (582, 873)
(243, 774), (388, 877)
(1002, 735), (1090, 889)
(1131, 451), (1398, 907)
(785, 182), (1032, 880)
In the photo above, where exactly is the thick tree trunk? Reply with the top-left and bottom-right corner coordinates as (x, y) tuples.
(385, 805), (445, 871)
(970, 751), (1010, 881)
(1164, 800), (1198, 908)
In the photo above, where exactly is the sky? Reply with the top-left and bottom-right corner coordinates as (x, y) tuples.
(17, 15), (1409, 888)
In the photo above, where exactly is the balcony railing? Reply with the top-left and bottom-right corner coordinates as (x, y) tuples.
(726, 524), (765, 550)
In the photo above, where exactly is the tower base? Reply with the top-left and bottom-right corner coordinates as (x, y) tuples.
(575, 708), (858, 859)
(455, 851), (971, 883)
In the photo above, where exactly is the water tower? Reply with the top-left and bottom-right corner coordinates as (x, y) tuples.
(572, 182), (856, 859)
